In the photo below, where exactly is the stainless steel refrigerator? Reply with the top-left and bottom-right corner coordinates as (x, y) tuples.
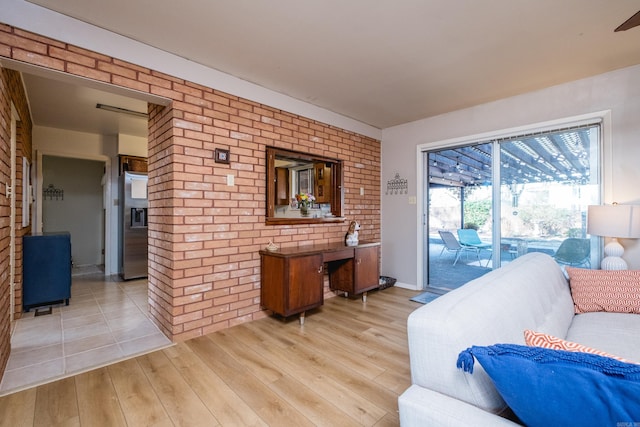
(120, 171), (148, 279)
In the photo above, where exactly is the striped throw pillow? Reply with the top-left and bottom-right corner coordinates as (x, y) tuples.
(524, 330), (632, 363)
(565, 267), (640, 314)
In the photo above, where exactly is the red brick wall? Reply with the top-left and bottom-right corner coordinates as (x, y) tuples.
(0, 66), (32, 377)
(0, 24), (380, 343)
(0, 67), (11, 383)
(14, 116), (32, 320)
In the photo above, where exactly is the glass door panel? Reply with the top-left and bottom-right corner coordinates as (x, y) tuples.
(498, 126), (600, 269)
(426, 143), (493, 290)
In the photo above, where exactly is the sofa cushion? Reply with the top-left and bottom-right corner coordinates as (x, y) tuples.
(457, 344), (640, 427)
(566, 267), (640, 314)
(566, 312), (640, 363)
(523, 329), (631, 362)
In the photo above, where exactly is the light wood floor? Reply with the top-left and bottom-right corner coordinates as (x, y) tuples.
(0, 286), (420, 427)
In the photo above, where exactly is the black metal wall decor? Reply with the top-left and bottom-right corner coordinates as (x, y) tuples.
(43, 184), (64, 201)
(386, 172), (408, 195)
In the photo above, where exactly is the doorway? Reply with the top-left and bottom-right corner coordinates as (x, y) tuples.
(425, 143), (494, 290)
(42, 155), (106, 273)
(423, 120), (602, 290)
(0, 65), (173, 392)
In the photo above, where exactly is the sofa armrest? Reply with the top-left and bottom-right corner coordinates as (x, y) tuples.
(398, 385), (521, 427)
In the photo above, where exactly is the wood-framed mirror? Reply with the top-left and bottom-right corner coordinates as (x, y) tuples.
(266, 146), (344, 225)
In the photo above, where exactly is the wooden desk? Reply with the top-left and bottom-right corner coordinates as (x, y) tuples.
(259, 241), (380, 324)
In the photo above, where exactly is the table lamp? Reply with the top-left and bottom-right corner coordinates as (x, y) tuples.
(587, 204), (640, 270)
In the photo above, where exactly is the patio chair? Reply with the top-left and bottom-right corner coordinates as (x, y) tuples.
(553, 238), (590, 268)
(438, 230), (474, 266)
(457, 228), (492, 266)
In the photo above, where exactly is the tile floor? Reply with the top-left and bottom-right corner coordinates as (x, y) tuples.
(0, 272), (172, 396)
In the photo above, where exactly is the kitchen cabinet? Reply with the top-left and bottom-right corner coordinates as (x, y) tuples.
(275, 167), (290, 206)
(313, 162), (332, 204)
(119, 155), (147, 174)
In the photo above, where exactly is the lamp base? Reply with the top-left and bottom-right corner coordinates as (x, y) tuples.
(600, 256), (628, 270)
(600, 239), (628, 270)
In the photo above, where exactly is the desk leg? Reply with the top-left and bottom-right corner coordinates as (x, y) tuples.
(299, 311), (305, 326)
(362, 292), (367, 303)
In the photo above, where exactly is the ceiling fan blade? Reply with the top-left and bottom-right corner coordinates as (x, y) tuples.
(615, 10), (640, 32)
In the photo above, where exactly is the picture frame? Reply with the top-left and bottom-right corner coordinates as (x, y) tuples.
(215, 148), (230, 164)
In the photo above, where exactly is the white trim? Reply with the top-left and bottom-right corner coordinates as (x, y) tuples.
(416, 111), (609, 152)
(600, 110), (613, 203)
(415, 146), (425, 290)
(22, 157), (30, 227)
(394, 281), (419, 291)
(415, 110), (610, 289)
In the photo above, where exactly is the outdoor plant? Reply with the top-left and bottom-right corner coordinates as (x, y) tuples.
(463, 200), (491, 229)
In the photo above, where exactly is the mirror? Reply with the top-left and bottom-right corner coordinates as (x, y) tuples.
(266, 146), (344, 224)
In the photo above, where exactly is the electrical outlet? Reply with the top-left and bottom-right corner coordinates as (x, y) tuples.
(360, 187), (364, 196)
(408, 196), (417, 204)
(227, 174), (234, 186)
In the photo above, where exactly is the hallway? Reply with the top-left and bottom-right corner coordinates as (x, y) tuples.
(0, 274), (172, 395)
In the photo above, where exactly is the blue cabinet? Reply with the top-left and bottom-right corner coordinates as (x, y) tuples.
(23, 232), (71, 311)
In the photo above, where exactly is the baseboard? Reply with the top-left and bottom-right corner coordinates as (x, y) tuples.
(394, 281), (419, 291)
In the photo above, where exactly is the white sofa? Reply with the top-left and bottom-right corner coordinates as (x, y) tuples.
(398, 252), (640, 426)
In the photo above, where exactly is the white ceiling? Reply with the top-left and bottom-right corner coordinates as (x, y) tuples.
(23, 73), (149, 137)
(20, 0), (640, 136)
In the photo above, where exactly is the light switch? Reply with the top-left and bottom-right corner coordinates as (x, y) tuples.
(408, 196), (417, 205)
(227, 174), (234, 186)
(360, 187), (364, 196)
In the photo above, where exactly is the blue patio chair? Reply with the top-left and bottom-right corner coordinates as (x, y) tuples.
(438, 230), (476, 266)
(457, 229), (492, 266)
(553, 238), (590, 268)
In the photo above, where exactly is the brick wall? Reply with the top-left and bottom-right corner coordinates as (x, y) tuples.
(0, 66), (11, 382)
(0, 24), (381, 344)
(14, 117), (32, 319)
(0, 66), (33, 377)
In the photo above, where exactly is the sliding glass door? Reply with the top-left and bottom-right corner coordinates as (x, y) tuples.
(424, 123), (600, 291)
(425, 143), (494, 289)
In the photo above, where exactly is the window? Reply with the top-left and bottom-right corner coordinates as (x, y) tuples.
(265, 146), (344, 224)
(297, 168), (313, 195)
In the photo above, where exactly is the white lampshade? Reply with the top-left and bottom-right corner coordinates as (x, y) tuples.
(587, 204), (640, 238)
(587, 204), (640, 270)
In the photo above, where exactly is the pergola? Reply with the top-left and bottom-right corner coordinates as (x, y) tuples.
(427, 127), (595, 188)
(426, 126), (598, 241)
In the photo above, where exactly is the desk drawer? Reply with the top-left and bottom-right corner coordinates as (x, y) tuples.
(323, 248), (354, 262)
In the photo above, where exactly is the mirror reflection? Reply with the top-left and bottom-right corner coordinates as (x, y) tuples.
(266, 147), (343, 224)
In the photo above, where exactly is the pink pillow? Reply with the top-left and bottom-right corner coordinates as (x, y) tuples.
(565, 267), (640, 314)
(524, 330), (631, 363)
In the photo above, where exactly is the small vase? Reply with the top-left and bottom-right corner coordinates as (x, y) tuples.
(300, 204), (309, 217)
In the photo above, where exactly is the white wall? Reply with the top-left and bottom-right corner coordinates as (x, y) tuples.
(118, 134), (148, 157)
(382, 64), (640, 288)
(42, 155), (104, 266)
